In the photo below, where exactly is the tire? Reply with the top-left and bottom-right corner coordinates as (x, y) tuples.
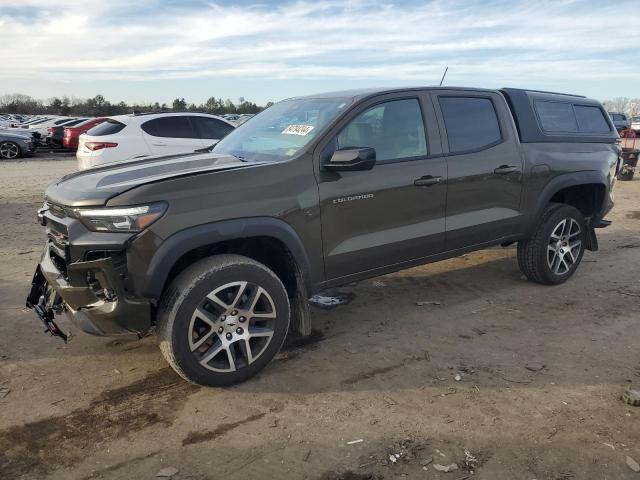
(157, 254), (290, 387)
(517, 203), (586, 285)
(0, 141), (21, 160)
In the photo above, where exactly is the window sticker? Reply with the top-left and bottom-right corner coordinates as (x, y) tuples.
(282, 124), (315, 136)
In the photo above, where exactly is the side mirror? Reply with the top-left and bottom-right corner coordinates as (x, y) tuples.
(324, 147), (376, 172)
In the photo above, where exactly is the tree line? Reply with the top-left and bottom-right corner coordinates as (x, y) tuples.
(0, 93), (272, 117)
(601, 97), (640, 116)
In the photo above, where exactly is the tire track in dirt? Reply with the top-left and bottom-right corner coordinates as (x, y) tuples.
(0, 368), (198, 479)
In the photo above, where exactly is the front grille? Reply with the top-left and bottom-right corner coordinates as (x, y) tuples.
(49, 246), (68, 277)
(48, 203), (67, 219)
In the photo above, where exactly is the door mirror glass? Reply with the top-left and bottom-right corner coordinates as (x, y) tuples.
(325, 147), (376, 171)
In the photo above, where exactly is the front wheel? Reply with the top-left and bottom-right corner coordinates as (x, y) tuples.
(518, 203), (586, 285)
(0, 141), (21, 160)
(157, 254), (290, 387)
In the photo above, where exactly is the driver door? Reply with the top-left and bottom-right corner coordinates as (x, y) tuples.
(317, 94), (447, 281)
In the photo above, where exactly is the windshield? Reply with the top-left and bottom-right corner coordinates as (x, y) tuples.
(610, 114), (625, 121)
(213, 97), (351, 162)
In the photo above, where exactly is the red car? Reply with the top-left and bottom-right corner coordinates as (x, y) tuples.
(63, 117), (106, 149)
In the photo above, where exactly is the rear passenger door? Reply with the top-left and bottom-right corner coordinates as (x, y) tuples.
(432, 91), (524, 250)
(141, 116), (205, 155)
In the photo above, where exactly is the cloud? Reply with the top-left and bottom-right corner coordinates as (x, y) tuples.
(1, 0), (639, 90)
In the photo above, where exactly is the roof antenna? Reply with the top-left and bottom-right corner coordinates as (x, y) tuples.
(439, 66), (449, 86)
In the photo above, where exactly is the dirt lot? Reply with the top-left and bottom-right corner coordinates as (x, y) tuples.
(1, 157), (639, 480)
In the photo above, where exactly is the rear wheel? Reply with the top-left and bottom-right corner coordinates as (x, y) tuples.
(518, 203), (586, 285)
(157, 254), (290, 387)
(0, 141), (21, 160)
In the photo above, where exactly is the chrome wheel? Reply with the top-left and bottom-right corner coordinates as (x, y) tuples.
(188, 281), (277, 372)
(547, 218), (582, 275)
(0, 142), (20, 159)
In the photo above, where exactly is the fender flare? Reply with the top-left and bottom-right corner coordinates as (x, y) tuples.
(140, 217), (313, 300)
(526, 170), (608, 236)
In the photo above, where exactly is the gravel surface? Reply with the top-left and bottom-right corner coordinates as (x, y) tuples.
(1, 158), (639, 479)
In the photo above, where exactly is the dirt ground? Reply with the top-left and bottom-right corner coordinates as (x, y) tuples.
(1, 157), (639, 480)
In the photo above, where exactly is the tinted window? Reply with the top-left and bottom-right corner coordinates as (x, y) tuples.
(192, 116), (234, 139)
(141, 116), (197, 138)
(86, 119), (126, 136)
(61, 118), (87, 127)
(535, 101), (578, 132)
(575, 106), (610, 133)
(610, 113), (626, 121)
(439, 97), (502, 153)
(337, 99), (427, 161)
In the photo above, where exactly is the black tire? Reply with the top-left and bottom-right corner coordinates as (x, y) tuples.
(517, 203), (586, 285)
(157, 254), (290, 387)
(0, 141), (21, 160)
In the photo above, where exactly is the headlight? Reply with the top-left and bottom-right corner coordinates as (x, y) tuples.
(73, 202), (167, 232)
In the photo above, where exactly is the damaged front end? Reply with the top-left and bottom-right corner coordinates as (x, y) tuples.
(25, 202), (152, 340)
(26, 267), (68, 342)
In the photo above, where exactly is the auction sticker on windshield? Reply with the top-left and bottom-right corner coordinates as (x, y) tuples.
(282, 125), (315, 136)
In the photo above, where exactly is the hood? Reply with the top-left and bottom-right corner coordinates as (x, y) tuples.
(46, 151), (267, 207)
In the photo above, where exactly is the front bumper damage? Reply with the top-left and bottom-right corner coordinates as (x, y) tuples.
(26, 244), (151, 339)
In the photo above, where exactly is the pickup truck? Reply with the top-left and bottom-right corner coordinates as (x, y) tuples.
(26, 86), (620, 387)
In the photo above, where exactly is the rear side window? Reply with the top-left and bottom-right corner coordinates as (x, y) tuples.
(535, 101), (578, 133)
(192, 116), (234, 139)
(141, 116), (197, 138)
(439, 96), (502, 153)
(610, 113), (626, 121)
(575, 106), (610, 133)
(86, 120), (126, 136)
(536, 101), (611, 134)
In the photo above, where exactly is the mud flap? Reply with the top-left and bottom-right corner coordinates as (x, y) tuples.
(290, 269), (312, 337)
(584, 223), (599, 252)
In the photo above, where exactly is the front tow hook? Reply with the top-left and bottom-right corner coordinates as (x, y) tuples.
(29, 295), (69, 343)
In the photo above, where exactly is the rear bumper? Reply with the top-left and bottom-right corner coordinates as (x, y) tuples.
(26, 244), (151, 337)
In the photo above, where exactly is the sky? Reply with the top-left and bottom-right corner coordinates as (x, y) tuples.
(1, 0), (639, 106)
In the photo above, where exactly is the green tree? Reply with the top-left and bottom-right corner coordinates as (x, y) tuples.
(172, 98), (187, 111)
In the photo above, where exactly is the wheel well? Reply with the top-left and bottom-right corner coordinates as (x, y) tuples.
(549, 183), (605, 218)
(162, 236), (299, 300)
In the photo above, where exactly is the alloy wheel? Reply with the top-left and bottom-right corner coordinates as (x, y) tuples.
(547, 217), (582, 275)
(188, 281), (277, 372)
(0, 142), (19, 159)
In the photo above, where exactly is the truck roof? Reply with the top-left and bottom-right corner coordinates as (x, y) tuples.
(285, 86), (499, 102)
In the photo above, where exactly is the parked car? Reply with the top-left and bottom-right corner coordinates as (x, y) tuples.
(46, 118), (90, 148)
(31, 117), (84, 139)
(631, 116), (640, 134)
(0, 131), (35, 159)
(608, 112), (630, 133)
(26, 86), (618, 387)
(76, 113), (236, 169)
(63, 117), (107, 149)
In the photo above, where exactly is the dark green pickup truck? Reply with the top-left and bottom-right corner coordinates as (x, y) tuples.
(27, 86), (620, 386)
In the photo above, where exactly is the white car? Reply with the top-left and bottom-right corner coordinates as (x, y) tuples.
(631, 116), (640, 134)
(77, 112), (235, 169)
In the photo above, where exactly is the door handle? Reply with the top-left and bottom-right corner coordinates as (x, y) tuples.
(414, 175), (442, 187)
(493, 165), (518, 175)
(152, 142), (168, 147)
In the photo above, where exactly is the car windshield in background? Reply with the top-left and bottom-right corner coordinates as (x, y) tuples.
(610, 114), (625, 121)
(213, 98), (352, 162)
